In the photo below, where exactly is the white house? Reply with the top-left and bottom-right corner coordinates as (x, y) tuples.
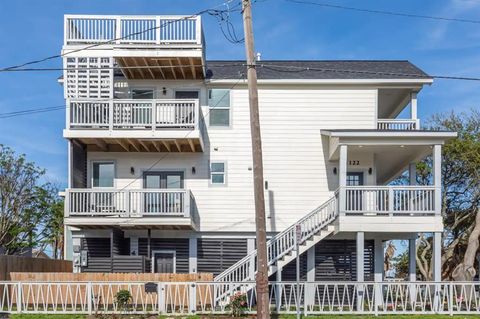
(61, 15), (456, 284)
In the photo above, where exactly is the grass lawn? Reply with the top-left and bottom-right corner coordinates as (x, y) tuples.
(8, 315), (480, 319)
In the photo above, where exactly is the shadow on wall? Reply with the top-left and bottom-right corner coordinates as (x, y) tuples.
(321, 135), (339, 191)
(268, 189), (276, 232)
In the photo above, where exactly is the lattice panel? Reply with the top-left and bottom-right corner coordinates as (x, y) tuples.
(65, 57), (113, 99)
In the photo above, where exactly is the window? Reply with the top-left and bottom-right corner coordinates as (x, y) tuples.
(131, 88), (154, 99)
(208, 89), (230, 126)
(210, 162), (226, 184)
(92, 162), (114, 187)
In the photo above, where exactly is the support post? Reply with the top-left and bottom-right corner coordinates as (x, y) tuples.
(242, 1), (269, 318)
(411, 92), (418, 129)
(305, 246), (316, 312)
(357, 232), (365, 311)
(433, 145), (442, 215)
(247, 238), (256, 280)
(374, 238), (384, 310)
(339, 144), (348, 215)
(189, 237), (197, 273)
(409, 238), (417, 282)
(433, 232), (442, 312)
(408, 237), (418, 306)
(275, 263), (282, 313)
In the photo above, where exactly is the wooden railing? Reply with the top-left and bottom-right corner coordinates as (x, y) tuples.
(377, 119), (420, 130)
(65, 188), (191, 218)
(343, 186), (436, 215)
(64, 15), (202, 45)
(68, 99), (199, 131)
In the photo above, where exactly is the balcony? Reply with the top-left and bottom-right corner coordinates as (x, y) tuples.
(342, 186), (435, 216)
(64, 188), (196, 229)
(63, 15), (205, 80)
(377, 119), (419, 131)
(63, 99), (204, 152)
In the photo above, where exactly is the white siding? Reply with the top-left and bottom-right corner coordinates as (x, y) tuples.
(87, 86), (377, 232)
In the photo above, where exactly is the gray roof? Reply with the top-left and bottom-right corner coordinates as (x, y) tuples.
(205, 60), (431, 80)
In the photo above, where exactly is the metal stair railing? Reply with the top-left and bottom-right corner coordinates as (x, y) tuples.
(214, 192), (338, 283)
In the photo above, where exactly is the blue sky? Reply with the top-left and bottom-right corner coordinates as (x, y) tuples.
(0, 0), (479, 186)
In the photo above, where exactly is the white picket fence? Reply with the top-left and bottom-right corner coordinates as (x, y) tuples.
(1, 281), (479, 315)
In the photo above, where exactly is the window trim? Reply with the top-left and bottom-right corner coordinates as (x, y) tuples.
(91, 160), (116, 189)
(208, 88), (232, 127)
(130, 87), (156, 100)
(209, 161), (227, 186)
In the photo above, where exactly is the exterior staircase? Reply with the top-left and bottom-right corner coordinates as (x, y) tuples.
(214, 193), (339, 283)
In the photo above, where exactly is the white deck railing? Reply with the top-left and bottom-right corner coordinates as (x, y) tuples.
(1, 281), (479, 315)
(65, 188), (191, 218)
(215, 194), (338, 283)
(68, 99), (199, 131)
(64, 15), (202, 45)
(343, 186), (436, 215)
(377, 119), (420, 130)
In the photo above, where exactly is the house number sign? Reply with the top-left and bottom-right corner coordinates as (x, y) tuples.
(349, 160), (360, 165)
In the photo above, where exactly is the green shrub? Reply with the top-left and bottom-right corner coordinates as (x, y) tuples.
(114, 289), (132, 312)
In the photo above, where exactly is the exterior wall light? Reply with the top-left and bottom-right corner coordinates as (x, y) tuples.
(333, 167), (337, 175)
(192, 166), (196, 175)
(130, 167), (135, 175)
(368, 167), (373, 175)
(162, 87), (167, 95)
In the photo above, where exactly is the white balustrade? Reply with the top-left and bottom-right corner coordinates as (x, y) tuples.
(377, 119), (419, 130)
(68, 99), (198, 130)
(66, 189), (190, 217)
(2, 280), (480, 315)
(215, 195), (338, 283)
(65, 15), (202, 45)
(344, 186), (436, 215)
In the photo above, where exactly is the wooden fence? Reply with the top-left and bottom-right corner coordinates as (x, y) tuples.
(0, 256), (72, 281)
(10, 272), (213, 282)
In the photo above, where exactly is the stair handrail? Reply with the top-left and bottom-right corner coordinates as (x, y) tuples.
(214, 192), (339, 282)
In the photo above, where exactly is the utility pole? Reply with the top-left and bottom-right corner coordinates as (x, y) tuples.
(241, 1), (270, 318)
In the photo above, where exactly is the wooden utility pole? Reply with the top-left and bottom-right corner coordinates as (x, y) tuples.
(241, 1), (270, 318)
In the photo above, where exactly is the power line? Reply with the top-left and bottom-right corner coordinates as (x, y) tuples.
(256, 63), (480, 81)
(0, 0), (242, 72)
(285, 0), (480, 24)
(0, 105), (66, 119)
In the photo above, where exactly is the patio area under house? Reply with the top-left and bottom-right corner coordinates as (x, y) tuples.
(4, 13), (478, 317)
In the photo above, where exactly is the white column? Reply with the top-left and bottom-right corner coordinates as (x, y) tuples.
(339, 145), (348, 215)
(411, 92), (419, 129)
(409, 238), (417, 282)
(357, 232), (365, 311)
(433, 232), (442, 282)
(409, 162), (417, 186)
(247, 238), (255, 280)
(374, 238), (384, 310)
(189, 237), (197, 273)
(374, 238), (383, 283)
(433, 232), (442, 311)
(305, 246), (316, 307)
(433, 145), (442, 215)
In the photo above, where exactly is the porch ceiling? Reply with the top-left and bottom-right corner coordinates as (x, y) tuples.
(322, 130), (457, 184)
(72, 137), (203, 153)
(116, 56), (203, 80)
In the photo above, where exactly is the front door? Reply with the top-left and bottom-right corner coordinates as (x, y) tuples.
(346, 172), (364, 212)
(153, 252), (175, 273)
(143, 172), (184, 214)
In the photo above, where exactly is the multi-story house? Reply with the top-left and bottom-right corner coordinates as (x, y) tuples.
(62, 15), (456, 284)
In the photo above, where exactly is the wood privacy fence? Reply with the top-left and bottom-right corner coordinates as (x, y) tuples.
(0, 256), (72, 281)
(10, 272), (213, 282)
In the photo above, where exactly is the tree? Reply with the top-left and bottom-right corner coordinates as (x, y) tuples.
(0, 144), (63, 256)
(407, 110), (480, 280)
